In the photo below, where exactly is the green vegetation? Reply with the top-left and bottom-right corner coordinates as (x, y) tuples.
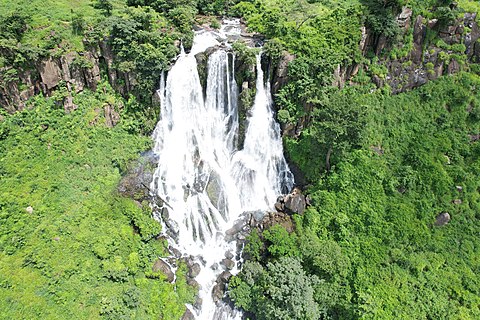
(228, 1), (480, 319)
(230, 72), (480, 319)
(2, 0), (480, 319)
(0, 84), (195, 319)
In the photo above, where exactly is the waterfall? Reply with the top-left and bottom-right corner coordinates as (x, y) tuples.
(151, 28), (293, 319)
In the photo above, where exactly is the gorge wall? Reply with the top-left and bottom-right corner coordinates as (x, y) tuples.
(334, 9), (480, 93)
(2, 10), (480, 118)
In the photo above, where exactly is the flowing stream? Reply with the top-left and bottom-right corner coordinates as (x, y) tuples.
(151, 25), (293, 319)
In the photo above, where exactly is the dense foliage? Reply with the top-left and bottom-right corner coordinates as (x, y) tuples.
(229, 72), (480, 319)
(0, 84), (195, 319)
(2, 0), (480, 319)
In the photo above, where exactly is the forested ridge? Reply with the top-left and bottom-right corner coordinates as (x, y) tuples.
(1, 0), (479, 319)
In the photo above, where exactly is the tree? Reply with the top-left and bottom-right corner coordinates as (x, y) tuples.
(93, 0), (113, 16)
(260, 257), (320, 320)
(309, 87), (366, 172)
(229, 257), (321, 320)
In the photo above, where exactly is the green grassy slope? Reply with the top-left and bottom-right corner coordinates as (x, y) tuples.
(0, 0), (127, 52)
(0, 85), (194, 319)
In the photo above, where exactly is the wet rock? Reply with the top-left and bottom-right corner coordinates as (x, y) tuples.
(221, 258), (235, 270)
(274, 201), (284, 212)
(212, 282), (225, 302)
(206, 171), (222, 209)
(181, 309), (195, 320)
(434, 212), (451, 226)
(219, 271), (232, 283)
(188, 263), (201, 278)
(225, 251), (234, 260)
(194, 297), (203, 310)
(187, 278), (200, 289)
(168, 246), (182, 258)
(161, 207), (169, 220)
(152, 259), (175, 282)
(225, 216), (250, 241)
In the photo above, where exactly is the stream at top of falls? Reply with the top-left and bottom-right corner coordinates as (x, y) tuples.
(150, 24), (294, 320)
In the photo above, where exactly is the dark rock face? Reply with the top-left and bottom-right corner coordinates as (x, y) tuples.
(272, 51), (295, 95)
(434, 212), (451, 226)
(0, 39), (137, 113)
(152, 258), (175, 282)
(411, 15), (427, 64)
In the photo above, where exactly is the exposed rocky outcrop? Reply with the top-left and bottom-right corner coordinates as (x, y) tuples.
(274, 187), (307, 215)
(368, 11), (480, 94)
(271, 51), (295, 95)
(0, 38), (141, 113)
(152, 258), (175, 282)
(434, 212), (451, 226)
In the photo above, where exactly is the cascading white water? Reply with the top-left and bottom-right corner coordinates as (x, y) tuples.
(151, 28), (293, 319)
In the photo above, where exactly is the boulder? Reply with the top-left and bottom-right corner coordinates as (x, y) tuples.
(188, 263), (201, 278)
(219, 271), (232, 283)
(212, 282), (225, 302)
(220, 258), (235, 270)
(39, 58), (62, 90)
(152, 259), (175, 282)
(434, 212), (451, 226)
(284, 188), (306, 215)
(225, 251), (234, 260)
(181, 309), (195, 320)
